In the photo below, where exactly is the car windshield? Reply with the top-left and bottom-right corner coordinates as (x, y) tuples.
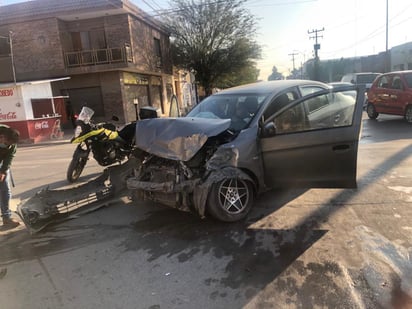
(186, 93), (267, 131)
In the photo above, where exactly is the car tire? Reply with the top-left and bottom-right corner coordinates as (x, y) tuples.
(405, 105), (412, 123)
(207, 178), (254, 222)
(367, 103), (378, 119)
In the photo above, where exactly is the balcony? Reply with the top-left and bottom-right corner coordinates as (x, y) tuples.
(64, 44), (133, 68)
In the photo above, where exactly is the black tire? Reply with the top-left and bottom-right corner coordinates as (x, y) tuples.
(367, 103), (378, 119)
(207, 178), (254, 222)
(404, 105), (412, 123)
(67, 154), (88, 183)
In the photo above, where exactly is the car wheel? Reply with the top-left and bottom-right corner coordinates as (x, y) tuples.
(66, 155), (88, 183)
(405, 105), (412, 123)
(367, 103), (378, 119)
(207, 178), (254, 222)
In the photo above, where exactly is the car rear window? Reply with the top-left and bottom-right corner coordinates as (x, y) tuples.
(357, 74), (380, 84)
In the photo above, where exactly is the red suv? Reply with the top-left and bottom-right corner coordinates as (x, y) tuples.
(366, 70), (412, 123)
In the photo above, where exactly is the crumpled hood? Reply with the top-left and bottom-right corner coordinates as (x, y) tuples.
(135, 117), (231, 161)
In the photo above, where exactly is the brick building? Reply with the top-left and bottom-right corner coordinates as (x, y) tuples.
(0, 0), (174, 127)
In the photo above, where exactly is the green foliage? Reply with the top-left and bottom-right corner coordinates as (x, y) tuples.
(166, 0), (261, 95)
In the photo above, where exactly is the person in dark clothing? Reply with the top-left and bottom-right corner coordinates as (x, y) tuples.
(0, 125), (20, 228)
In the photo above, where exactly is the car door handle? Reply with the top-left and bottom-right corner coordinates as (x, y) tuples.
(332, 144), (350, 152)
(379, 94), (390, 99)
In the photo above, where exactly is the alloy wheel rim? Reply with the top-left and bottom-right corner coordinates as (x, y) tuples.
(218, 178), (249, 214)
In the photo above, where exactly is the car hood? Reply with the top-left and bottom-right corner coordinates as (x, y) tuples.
(134, 117), (231, 161)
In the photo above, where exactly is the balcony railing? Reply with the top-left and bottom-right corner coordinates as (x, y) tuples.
(64, 44), (133, 68)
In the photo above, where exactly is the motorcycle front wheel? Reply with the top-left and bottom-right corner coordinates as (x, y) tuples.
(67, 147), (89, 183)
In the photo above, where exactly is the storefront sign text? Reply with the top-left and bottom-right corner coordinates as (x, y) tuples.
(0, 112), (17, 120)
(34, 121), (49, 129)
(0, 89), (14, 97)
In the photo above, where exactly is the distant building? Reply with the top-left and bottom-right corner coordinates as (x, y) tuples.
(391, 42), (412, 71)
(302, 41), (412, 82)
(0, 0), (175, 127)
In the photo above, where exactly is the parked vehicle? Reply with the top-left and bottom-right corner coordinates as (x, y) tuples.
(366, 70), (412, 123)
(340, 73), (381, 109)
(126, 80), (364, 222)
(66, 106), (137, 182)
(341, 72), (381, 89)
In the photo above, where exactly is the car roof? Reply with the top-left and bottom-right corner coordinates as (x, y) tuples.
(381, 70), (412, 75)
(214, 80), (330, 95)
(343, 72), (381, 76)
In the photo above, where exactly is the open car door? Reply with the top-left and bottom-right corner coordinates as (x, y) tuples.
(260, 86), (364, 188)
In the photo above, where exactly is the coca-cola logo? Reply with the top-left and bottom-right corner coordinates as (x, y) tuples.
(0, 89), (14, 97)
(0, 111), (17, 120)
(35, 121), (49, 129)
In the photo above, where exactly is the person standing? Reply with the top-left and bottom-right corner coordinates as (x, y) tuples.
(0, 125), (20, 228)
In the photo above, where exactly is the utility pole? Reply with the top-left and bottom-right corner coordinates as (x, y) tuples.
(288, 52), (298, 77)
(9, 31), (17, 86)
(308, 28), (324, 81)
(385, 0), (389, 72)
(0, 32), (17, 86)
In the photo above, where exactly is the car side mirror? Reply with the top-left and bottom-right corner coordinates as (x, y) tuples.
(261, 122), (277, 137)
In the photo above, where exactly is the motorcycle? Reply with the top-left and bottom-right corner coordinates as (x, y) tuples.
(66, 106), (137, 182)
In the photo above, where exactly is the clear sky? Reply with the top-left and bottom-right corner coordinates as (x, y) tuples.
(1, 0), (412, 81)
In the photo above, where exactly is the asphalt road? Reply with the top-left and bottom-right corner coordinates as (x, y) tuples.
(1, 113), (412, 309)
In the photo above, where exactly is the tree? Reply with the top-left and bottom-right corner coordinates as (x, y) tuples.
(268, 66), (283, 80)
(166, 0), (261, 96)
(217, 61), (260, 88)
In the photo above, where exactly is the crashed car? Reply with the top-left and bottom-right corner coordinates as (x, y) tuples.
(127, 80), (365, 222)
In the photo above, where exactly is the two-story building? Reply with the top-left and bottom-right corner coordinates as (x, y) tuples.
(0, 0), (175, 127)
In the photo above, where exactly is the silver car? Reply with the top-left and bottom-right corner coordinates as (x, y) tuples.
(127, 80), (364, 222)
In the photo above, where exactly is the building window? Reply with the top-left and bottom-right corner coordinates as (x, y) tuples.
(70, 30), (106, 51)
(154, 38), (162, 68)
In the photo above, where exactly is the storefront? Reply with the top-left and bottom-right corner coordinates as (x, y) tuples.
(0, 78), (69, 143)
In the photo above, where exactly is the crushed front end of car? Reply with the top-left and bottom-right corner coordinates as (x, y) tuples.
(126, 117), (256, 221)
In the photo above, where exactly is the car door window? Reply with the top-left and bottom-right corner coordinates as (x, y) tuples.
(391, 76), (403, 90)
(274, 90), (356, 134)
(378, 76), (390, 88)
(263, 91), (298, 121)
(300, 86), (326, 96)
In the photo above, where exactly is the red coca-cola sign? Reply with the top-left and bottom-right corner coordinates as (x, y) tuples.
(0, 89), (14, 97)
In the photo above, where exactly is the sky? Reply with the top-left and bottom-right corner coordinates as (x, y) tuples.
(1, 0), (412, 80)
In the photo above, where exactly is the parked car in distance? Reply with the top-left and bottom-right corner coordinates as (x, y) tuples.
(127, 80), (365, 222)
(341, 72), (381, 89)
(341, 72), (381, 109)
(366, 70), (412, 123)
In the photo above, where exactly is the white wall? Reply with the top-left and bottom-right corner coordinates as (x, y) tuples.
(0, 86), (26, 121)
